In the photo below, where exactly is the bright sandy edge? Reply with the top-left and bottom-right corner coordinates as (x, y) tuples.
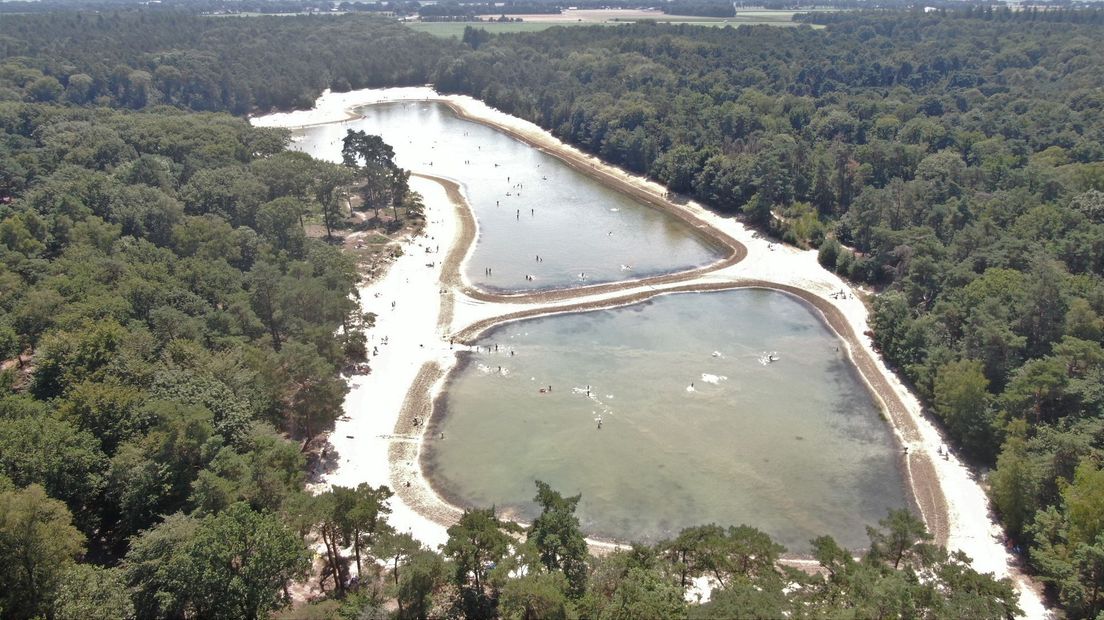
(252, 87), (1048, 617)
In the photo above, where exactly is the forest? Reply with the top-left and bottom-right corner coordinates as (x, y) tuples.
(0, 7), (1101, 618)
(0, 13), (451, 112)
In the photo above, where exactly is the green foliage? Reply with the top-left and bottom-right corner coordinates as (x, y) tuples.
(53, 564), (135, 620)
(865, 509), (935, 571)
(31, 319), (128, 400)
(1029, 461), (1104, 618)
(934, 358), (998, 460)
(0, 13), (453, 113)
(0, 484), (85, 620)
(529, 480), (589, 597)
(123, 512), (200, 619)
(579, 550), (688, 620)
(342, 128), (409, 222)
(333, 483), (394, 585)
(122, 504), (309, 619)
(990, 429), (1038, 540)
(394, 549), (449, 620)
(0, 406), (107, 533)
(444, 507), (516, 617)
(803, 511), (1020, 618)
(500, 571), (576, 620)
(182, 502), (311, 619)
(690, 579), (788, 619)
(0, 89), (371, 574)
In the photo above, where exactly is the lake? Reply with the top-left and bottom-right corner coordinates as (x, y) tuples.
(290, 101), (723, 292)
(425, 289), (906, 551)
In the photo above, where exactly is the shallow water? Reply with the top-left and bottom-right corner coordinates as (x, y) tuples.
(289, 102), (721, 292)
(425, 289), (906, 552)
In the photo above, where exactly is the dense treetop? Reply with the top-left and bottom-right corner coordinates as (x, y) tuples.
(0, 13), (453, 112)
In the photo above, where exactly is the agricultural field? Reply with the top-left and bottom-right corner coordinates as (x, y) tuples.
(403, 20), (585, 37)
(403, 8), (827, 37)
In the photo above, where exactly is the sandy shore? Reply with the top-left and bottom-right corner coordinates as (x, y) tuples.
(252, 87), (1047, 617)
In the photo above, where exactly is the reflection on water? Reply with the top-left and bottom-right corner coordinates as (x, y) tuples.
(426, 290), (906, 552)
(290, 102), (722, 292)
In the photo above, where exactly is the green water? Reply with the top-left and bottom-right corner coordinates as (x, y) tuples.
(425, 289), (906, 552)
(290, 102), (722, 292)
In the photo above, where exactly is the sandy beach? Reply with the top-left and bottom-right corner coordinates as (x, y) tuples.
(253, 87), (1047, 617)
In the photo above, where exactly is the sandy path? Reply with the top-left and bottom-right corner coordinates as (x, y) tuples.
(253, 87), (1047, 617)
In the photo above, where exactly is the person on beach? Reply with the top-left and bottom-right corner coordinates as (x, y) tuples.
(597, 416), (603, 430)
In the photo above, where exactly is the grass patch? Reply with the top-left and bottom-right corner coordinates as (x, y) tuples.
(403, 21), (587, 37)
